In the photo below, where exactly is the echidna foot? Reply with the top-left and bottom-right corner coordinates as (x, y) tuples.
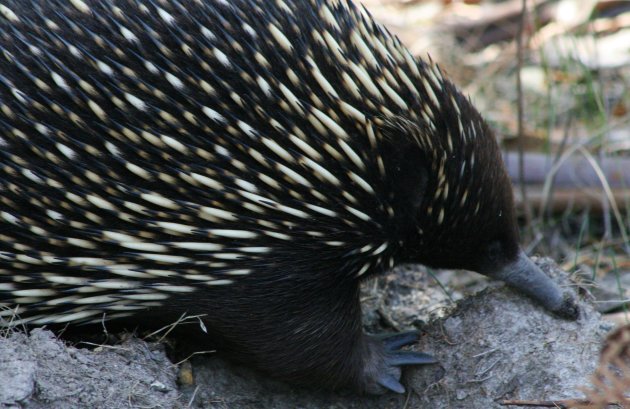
(361, 331), (436, 394)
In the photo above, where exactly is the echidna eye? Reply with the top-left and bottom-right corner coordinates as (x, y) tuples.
(486, 240), (503, 263)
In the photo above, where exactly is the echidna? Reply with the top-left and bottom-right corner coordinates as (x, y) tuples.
(0, 0), (577, 394)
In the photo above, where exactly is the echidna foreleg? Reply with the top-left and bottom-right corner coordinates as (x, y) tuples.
(202, 273), (433, 394)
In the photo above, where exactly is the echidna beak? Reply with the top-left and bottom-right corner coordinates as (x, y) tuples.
(486, 250), (579, 320)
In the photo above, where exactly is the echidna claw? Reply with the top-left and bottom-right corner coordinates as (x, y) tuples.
(377, 373), (406, 394)
(388, 351), (437, 366)
(379, 330), (421, 351)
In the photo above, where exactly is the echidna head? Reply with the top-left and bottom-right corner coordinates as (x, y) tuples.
(380, 82), (520, 279)
(363, 49), (576, 319)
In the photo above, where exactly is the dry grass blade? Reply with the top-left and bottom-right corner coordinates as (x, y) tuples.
(576, 147), (630, 254)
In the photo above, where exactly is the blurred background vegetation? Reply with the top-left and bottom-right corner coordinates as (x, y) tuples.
(364, 0), (630, 325)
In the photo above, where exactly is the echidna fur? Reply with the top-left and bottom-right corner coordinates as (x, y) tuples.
(0, 0), (577, 394)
